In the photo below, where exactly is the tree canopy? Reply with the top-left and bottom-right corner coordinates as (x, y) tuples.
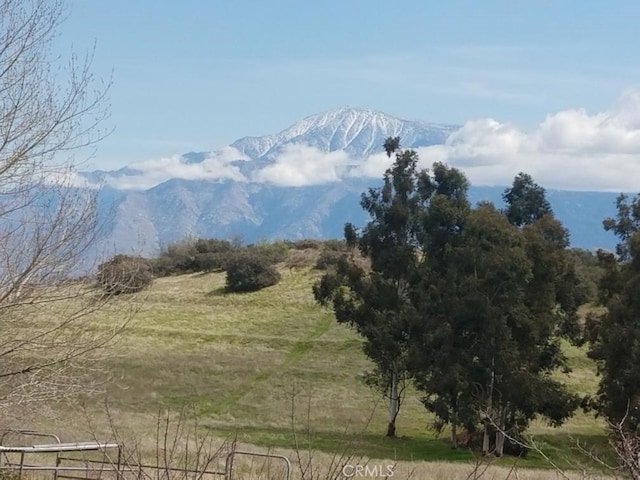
(586, 193), (640, 431)
(314, 138), (581, 451)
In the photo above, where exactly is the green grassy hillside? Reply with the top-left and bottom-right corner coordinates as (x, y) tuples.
(54, 266), (611, 470)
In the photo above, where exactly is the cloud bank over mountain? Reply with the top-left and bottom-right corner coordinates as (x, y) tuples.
(78, 99), (637, 261)
(102, 147), (249, 190)
(258, 91), (640, 192)
(252, 144), (352, 187)
(95, 91), (640, 193)
(415, 90), (640, 192)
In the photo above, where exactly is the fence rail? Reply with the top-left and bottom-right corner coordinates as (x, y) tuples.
(0, 429), (290, 480)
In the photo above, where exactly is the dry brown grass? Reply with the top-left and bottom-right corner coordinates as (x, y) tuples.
(4, 266), (614, 478)
(284, 249), (321, 271)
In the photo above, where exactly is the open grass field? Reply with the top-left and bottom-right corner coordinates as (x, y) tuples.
(18, 263), (617, 478)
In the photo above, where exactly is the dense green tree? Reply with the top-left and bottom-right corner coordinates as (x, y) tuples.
(412, 203), (578, 453)
(316, 143), (580, 447)
(586, 193), (640, 431)
(493, 214), (580, 452)
(603, 193), (640, 260)
(413, 204), (528, 447)
(567, 248), (604, 305)
(225, 254), (281, 293)
(383, 136), (401, 157)
(503, 174), (584, 344)
(502, 172), (552, 227)
(313, 140), (425, 437)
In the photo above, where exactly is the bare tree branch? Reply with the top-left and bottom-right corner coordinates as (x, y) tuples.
(0, 0), (132, 419)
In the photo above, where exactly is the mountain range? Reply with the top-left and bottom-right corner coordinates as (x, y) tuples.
(86, 106), (623, 262)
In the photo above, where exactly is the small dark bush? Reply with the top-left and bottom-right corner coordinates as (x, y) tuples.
(97, 255), (153, 295)
(150, 254), (197, 276)
(314, 250), (344, 270)
(152, 237), (293, 276)
(149, 256), (177, 277)
(193, 252), (226, 272)
(194, 238), (233, 254)
(225, 255), (281, 293)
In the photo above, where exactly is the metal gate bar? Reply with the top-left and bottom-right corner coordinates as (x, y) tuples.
(1, 429), (292, 480)
(224, 450), (291, 480)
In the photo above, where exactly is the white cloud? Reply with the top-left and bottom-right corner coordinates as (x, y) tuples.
(252, 143), (352, 187)
(353, 91), (640, 192)
(96, 91), (640, 193)
(104, 146), (248, 190)
(532, 91), (640, 154)
(348, 151), (396, 179)
(40, 169), (100, 190)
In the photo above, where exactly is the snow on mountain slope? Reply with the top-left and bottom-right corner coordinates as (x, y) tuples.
(231, 106), (458, 160)
(82, 106), (459, 189)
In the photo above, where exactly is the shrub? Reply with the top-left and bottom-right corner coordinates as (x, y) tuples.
(314, 250), (344, 270)
(194, 238), (233, 254)
(149, 256), (178, 277)
(225, 255), (281, 293)
(193, 252), (226, 272)
(97, 255), (153, 295)
(285, 248), (319, 270)
(152, 237), (236, 276)
(249, 240), (289, 264)
(165, 237), (198, 258)
(149, 254), (197, 276)
(285, 239), (322, 250)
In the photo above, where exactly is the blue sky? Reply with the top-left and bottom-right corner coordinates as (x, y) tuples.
(59, 1), (640, 172)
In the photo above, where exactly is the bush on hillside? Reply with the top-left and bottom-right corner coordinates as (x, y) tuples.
(97, 255), (153, 295)
(194, 238), (233, 254)
(314, 250), (345, 270)
(165, 237), (198, 258)
(321, 239), (348, 252)
(149, 256), (177, 277)
(285, 239), (322, 250)
(225, 255), (281, 293)
(149, 237), (304, 276)
(285, 248), (319, 270)
(193, 252), (227, 272)
(150, 253), (197, 276)
(152, 237), (237, 276)
(247, 240), (289, 264)
(151, 238), (199, 276)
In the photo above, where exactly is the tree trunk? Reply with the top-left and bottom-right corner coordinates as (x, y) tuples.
(386, 365), (399, 437)
(482, 425), (491, 455)
(451, 421), (458, 449)
(495, 404), (508, 457)
(482, 356), (496, 456)
(495, 430), (505, 457)
(386, 420), (396, 437)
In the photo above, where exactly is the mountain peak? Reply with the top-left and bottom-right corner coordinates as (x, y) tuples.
(299, 105), (399, 129)
(231, 106), (459, 160)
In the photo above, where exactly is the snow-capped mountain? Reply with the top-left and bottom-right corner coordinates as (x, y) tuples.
(231, 106), (457, 161)
(84, 106), (622, 263)
(85, 106), (459, 189)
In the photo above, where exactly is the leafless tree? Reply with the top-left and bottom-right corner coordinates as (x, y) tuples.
(0, 0), (130, 419)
